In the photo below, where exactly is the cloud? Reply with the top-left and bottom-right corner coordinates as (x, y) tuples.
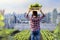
(0, 0), (28, 14)
(0, 0), (27, 4)
(0, 0), (60, 14)
(0, 0), (28, 9)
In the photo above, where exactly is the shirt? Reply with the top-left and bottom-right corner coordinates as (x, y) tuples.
(26, 14), (45, 31)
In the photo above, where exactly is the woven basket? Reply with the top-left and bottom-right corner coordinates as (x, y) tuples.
(29, 7), (41, 10)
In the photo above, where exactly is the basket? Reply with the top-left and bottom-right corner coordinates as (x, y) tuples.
(29, 7), (41, 10)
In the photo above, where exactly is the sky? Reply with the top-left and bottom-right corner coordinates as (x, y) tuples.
(0, 0), (60, 14)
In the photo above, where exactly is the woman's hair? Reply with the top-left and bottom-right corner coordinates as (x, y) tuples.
(32, 11), (38, 17)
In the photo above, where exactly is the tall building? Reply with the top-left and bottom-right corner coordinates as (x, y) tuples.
(46, 12), (51, 23)
(0, 10), (5, 15)
(57, 13), (60, 24)
(41, 13), (51, 23)
(13, 12), (17, 23)
(4, 14), (15, 29)
(52, 8), (58, 25)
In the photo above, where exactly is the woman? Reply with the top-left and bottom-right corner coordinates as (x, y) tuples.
(25, 9), (45, 40)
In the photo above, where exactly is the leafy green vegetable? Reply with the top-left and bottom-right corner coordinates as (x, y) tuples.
(29, 3), (42, 9)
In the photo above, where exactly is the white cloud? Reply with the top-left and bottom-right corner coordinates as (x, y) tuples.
(0, 0), (27, 4)
(0, 0), (28, 14)
(0, 0), (27, 9)
(0, 0), (60, 14)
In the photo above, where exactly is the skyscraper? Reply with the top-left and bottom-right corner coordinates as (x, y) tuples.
(41, 13), (51, 23)
(46, 12), (51, 23)
(52, 8), (57, 25)
(57, 13), (60, 24)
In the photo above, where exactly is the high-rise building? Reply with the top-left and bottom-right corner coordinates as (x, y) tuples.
(41, 13), (51, 23)
(52, 8), (58, 25)
(0, 10), (5, 15)
(46, 12), (51, 23)
(57, 13), (60, 24)
(4, 14), (15, 29)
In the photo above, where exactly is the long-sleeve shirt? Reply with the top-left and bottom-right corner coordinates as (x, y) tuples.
(26, 14), (45, 31)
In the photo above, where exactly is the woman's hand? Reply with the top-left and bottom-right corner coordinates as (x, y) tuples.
(27, 9), (31, 14)
(39, 9), (42, 12)
(39, 9), (44, 15)
(40, 9), (42, 12)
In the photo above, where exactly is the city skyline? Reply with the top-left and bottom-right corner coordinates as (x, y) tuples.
(4, 9), (60, 23)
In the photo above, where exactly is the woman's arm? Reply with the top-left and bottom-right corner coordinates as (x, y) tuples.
(25, 9), (31, 20)
(39, 9), (45, 20)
